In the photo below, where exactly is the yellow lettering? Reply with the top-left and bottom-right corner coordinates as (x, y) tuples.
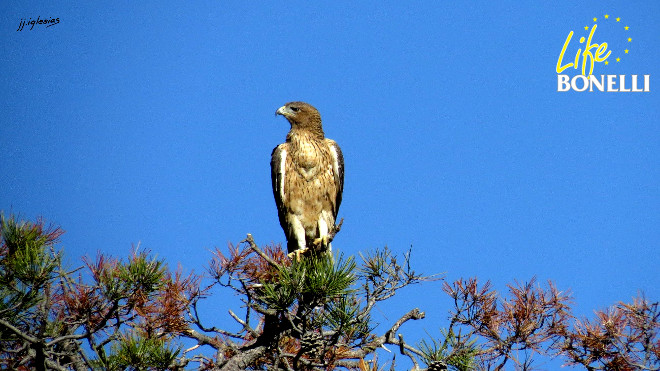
(557, 25), (611, 76)
(556, 31), (574, 73)
(595, 42), (611, 62)
(581, 25), (600, 76)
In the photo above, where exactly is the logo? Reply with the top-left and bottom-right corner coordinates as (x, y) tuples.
(556, 14), (649, 92)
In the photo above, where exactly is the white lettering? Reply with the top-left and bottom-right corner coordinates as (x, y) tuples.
(632, 75), (643, 92)
(557, 75), (570, 92)
(607, 75), (617, 91)
(589, 75), (605, 92)
(556, 74), (651, 92)
(619, 75), (630, 92)
(571, 75), (588, 92)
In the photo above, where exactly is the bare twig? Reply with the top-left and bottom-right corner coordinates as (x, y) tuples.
(228, 309), (258, 339)
(243, 234), (280, 268)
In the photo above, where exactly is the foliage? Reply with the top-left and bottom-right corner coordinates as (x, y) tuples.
(562, 296), (660, 370)
(0, 214), (198, 371)
(417, 328), (478, 371)
(0, 214), (658, 370)
(200, 235), (437, 370)
(93, 331), (181, 370)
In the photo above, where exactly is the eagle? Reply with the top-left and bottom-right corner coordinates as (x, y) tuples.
(271, 102), (344, 257)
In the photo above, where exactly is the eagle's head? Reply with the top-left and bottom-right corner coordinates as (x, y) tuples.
(276, 102), (323, 134)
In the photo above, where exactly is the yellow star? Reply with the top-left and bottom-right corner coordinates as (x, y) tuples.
(625, 49), (629, 54)
(604, 14), (609, 19)
(605, 60), (609, 65)
(616, 57), (620, 62)
(616, 17), (621, 22)
(593, 17), (597, 22)
(624, 26), (629, 30)
(584, 26), (589, 30)
(628, 37), (632, 42)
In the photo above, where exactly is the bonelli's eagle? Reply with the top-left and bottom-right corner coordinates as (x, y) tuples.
(271, 102), (344, 257)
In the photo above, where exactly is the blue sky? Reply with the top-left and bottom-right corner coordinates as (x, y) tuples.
(1, 1), (658, 367)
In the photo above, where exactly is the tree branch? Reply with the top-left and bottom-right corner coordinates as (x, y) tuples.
(243, 234), (280, 268)
(336, 308), (427, 367)
(228, 309), (258, 339)
(0, 318), (40, 344)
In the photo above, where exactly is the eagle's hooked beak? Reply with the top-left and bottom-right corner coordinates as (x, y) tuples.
(275, 106), (288, 117)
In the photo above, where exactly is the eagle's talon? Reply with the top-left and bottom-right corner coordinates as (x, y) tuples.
(313, 235), (331, 251)
(288, 247), (308, 260)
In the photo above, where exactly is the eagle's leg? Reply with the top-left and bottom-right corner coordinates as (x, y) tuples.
(312, 218), (332, 254)
(287, 217), (309, 259)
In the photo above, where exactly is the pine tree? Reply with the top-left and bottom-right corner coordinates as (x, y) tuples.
(0, 214), (658, 370)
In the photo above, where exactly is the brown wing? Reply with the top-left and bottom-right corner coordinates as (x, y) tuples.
(270, 144), (289, 235)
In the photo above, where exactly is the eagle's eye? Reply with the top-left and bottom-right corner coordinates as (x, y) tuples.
(290, 106), (300, 112)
